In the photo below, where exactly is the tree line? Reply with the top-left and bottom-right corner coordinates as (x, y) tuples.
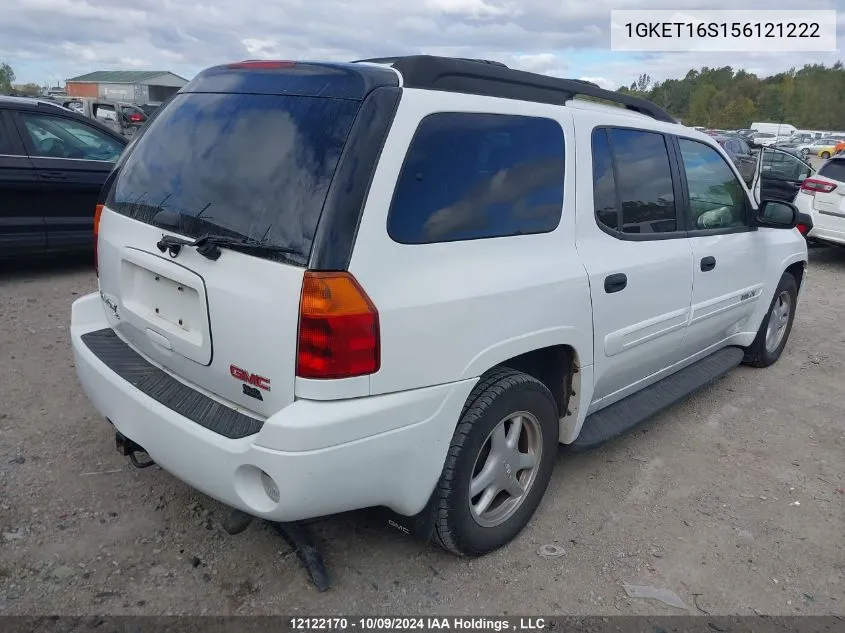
(618, 63), (845, 131)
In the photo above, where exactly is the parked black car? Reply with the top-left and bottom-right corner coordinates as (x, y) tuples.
(0, 96), (127, 255)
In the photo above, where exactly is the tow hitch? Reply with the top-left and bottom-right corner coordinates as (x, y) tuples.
(115, 430), (155, 469)
(112, 431), (330, 591)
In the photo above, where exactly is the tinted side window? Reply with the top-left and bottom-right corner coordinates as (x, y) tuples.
(678, 138), (747, 230)
(761, 148), (812, 181)
(817, 160), (845, 183)
(387, 113), (565, 244)
(608, 128), (677, 234)
(20, 113), (124, 161)
(0, 115), (14, 154)
(591, 128), (618, 230)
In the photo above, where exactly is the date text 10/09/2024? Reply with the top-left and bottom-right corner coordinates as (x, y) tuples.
(289, 618), (548, 631)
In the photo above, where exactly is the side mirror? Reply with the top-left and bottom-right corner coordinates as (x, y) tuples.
(755, 199), (799, 229)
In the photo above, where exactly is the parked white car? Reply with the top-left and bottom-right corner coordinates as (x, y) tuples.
(70, 56), (808, 558)
(794, 155), (845, 246)
(750, 132), (780, 147)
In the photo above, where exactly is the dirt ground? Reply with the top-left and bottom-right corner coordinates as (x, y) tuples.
(1, 247), (843, 617)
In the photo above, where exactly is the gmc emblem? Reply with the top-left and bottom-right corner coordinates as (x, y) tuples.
(229, 364), (271, 391)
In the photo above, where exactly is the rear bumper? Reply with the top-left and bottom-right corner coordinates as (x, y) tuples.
(795, 193), (845, 246)
(71, 292), (476, 521)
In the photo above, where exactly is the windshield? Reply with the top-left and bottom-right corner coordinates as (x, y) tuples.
(106, 92), (360, 264)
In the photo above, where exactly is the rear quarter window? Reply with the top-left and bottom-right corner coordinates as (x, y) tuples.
(387, 112), (565, 244)
(818, 160), (845, 183)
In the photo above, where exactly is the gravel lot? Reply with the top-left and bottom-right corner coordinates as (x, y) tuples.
(1, 246), (843, 616)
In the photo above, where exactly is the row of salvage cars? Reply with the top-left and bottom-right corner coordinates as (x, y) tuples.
(56, 96), (161, 139)
(750, 145), (845, 248)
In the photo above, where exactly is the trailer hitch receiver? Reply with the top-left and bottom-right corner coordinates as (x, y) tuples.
(114, 430), (155, 469)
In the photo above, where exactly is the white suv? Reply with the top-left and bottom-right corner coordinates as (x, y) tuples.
(794, 155), (845, 247)
(71, 56), (808, 557)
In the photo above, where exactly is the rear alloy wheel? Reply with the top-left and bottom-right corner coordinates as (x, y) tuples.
(743, 272), (798, 368)
(431, 368), (560, 556)
(821, 151), (831, 159)
(801, 147), (809, 156)
(469, 411), (543, 528)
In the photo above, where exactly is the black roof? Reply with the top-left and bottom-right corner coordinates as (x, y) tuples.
(353, 55), (676, 123)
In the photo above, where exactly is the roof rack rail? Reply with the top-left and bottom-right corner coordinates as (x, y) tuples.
(355, 55), (674, 123)
(354, 56), (508, 68)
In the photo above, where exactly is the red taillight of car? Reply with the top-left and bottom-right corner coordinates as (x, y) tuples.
(227, 60), (296, 70)
(93, 204), (104, 276)
(797, 223), (810, 236)
(800, 178), (837, 195)
(296, 271), (380, 379)
(128, 113), (144, 122)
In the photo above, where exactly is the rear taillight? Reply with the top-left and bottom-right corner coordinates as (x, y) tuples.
(800, 178), (837, 195)
(93, 204), (104, 277)
(296, 271), (380, 379)
(128, 113), (144, 122)
(797, 223), (810, 236)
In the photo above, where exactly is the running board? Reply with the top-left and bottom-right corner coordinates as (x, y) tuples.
(571, 346), (745, 451)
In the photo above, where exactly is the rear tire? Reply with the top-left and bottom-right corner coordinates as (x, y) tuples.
(821, 151), (831, 159)
(743, 272), (798, 368)
(431, 368), (559, 557)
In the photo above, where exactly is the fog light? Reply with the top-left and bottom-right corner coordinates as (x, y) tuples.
(260, 470), (280, 503)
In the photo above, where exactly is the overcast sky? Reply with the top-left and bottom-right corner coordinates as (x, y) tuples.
(3, 0), (843, 89)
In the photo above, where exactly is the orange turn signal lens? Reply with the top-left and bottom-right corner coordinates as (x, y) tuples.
(296, 271), (380, 379)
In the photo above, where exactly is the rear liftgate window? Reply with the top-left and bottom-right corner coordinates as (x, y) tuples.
(387, 112), (566, 244)
(106, 93), (361, 265)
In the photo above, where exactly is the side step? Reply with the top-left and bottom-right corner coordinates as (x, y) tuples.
(570, 346), (745, 451)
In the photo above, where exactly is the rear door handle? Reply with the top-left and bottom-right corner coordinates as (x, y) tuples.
(39, 171), (68, 180)
(701, 256), (716, 272)
(604, 273), (627, 293)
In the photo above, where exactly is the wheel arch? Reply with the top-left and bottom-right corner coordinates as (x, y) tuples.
(461, 331), (591, 442)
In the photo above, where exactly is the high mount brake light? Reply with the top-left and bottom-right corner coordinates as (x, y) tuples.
(227, 60), (296, 70)
(296, 271), (379, 379)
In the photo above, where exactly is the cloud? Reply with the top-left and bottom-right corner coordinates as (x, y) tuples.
(2, 0), (842, 88)
(580, 76), (614, 89)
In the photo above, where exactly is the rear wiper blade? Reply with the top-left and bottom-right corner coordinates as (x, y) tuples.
(156, 234), (302, 262)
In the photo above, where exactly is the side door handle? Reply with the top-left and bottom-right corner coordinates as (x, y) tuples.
(604, 273), (627, 293)
(39, 171), (68, 180)
(701, 256), (716, 272)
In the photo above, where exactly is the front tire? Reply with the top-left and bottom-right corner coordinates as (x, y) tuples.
(432, 368), (560, 557)
(821, 151), (831, 159)
(743, 272), (798, 368)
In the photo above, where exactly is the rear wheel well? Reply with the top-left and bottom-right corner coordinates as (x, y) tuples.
(493, 345), (577, 417)
(785, 261), (805, 291)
